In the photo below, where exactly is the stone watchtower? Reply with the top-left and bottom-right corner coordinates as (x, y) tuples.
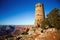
(34, 3), (45, 27)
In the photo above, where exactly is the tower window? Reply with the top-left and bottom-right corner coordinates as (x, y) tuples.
(36, 5), (39, 7)
(40, 5), (41, 7)
(40, 19), (42, 22)
(37, 19), (39, 21)
(37, 14), (40, 16)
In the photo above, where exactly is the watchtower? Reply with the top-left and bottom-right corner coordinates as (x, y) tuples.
(34, 3), (45, 27)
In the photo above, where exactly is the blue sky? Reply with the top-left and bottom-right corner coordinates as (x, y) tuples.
(0, 0), (60, 25)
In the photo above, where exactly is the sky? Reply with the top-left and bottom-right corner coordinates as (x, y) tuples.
(0, 0), (60, 25)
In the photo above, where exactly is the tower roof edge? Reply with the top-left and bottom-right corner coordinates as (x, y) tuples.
(35, 3), (43, 7)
